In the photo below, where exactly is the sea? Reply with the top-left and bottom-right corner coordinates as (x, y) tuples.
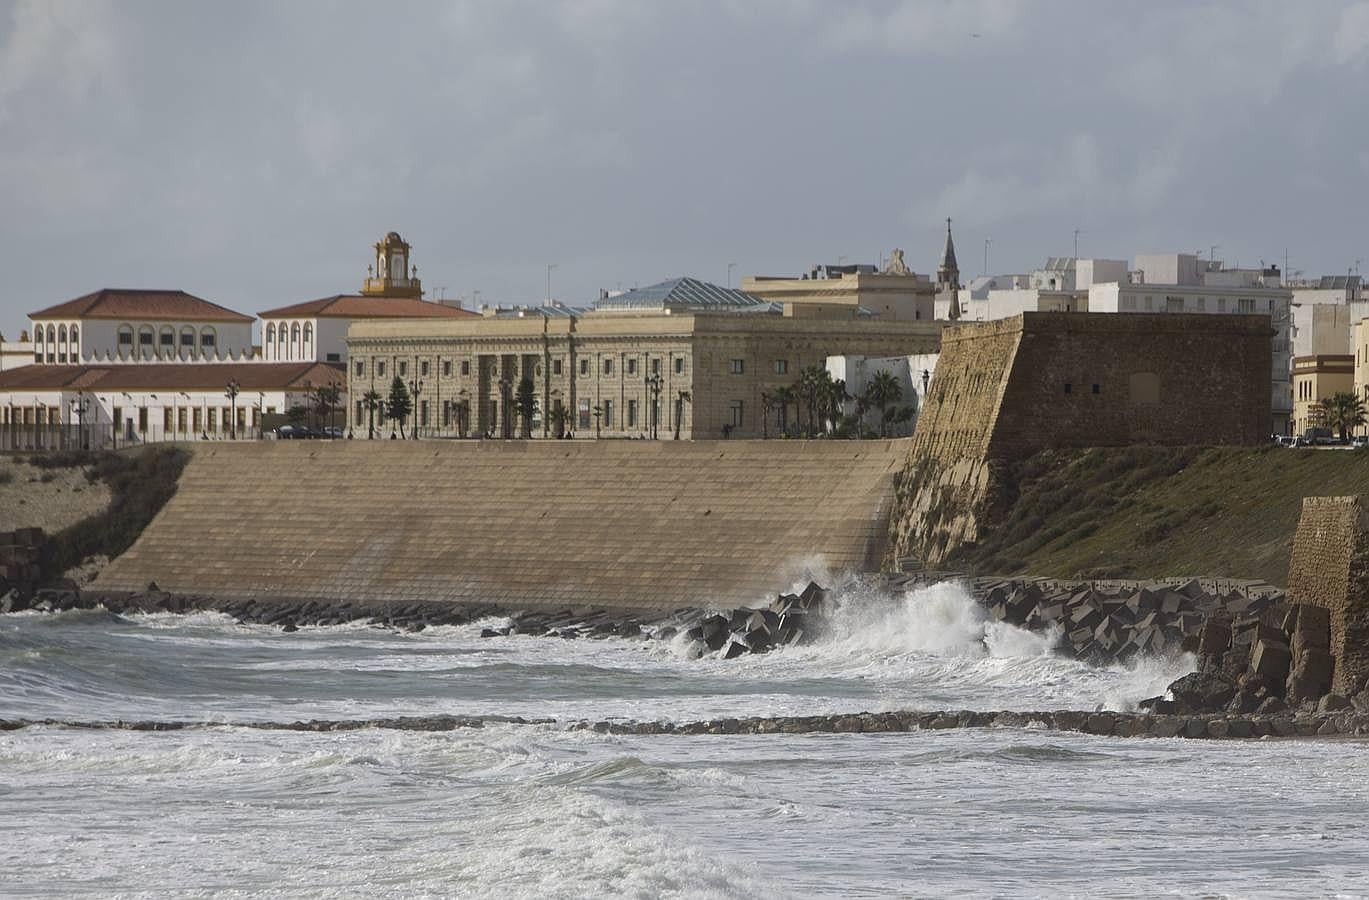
(3, 580), (1368, 898)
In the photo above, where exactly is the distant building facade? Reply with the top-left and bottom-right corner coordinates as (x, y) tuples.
(825, 353), (940, 437)
(344, 277), (942, 440)
(28, 289), (256, 363)
(742, 252), (935, 321)
(0, 331), (34, 372)
(1291, 354), (1355, 436)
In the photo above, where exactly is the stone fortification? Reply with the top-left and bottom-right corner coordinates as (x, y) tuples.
(892, 312), (1272, 567)
(93, 440), (904, 610)
(1287, 495), (1369, 695)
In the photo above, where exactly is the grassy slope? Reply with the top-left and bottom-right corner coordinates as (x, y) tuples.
(948, 445), (1369, 585)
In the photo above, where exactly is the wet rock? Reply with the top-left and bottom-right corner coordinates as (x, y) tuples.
(1168, 671), (1238, 714)
(1250, 639), (1292, 688)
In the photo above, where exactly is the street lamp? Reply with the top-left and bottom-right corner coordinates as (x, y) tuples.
(407, 377), (423, 439)
(69, 392), (90, 450)
(644, 372), (663, 440)
(225, 378), (241, 440)
(497, 376), (512, 439)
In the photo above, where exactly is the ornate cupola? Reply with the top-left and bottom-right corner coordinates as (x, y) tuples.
(362, 231), (424, 298)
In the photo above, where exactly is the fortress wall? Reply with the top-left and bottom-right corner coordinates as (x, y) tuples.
(893, 312), (1273, 568)
(93, 440), (906, 612)
(1287, 496), (1369, 695)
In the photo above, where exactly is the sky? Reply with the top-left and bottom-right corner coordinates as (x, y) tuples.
(2, 0), (1368, 335)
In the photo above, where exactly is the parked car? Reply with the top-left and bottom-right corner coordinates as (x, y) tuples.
(1276, 435), (1300, 448)
(1352, 435), (1369, 449)
(273, 424), (316, 439)
(320, 426), (345, 439)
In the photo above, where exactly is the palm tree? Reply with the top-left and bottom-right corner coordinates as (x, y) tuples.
(1317, 392), (1367, 441)
(863, 370), (903, 437)
(548, 405), (570, 439)
(759, 391), (773, 439)
(361, 389), (381, 439)
(513, 375), (538, 438)
(772, 385), (795, 436)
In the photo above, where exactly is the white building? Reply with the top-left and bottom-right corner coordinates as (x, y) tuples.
(1289, 275), (1365, 359)
(0, 331), (34, 372)
(826, 353), (939, 436)
(258, 231), (475, 363)
(29, 289), (256, 363)
(1089, 253), (1293, 433)
(0, 360), (347, 448)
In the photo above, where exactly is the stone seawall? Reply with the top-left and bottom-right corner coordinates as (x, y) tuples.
(93, 440), (906, 610)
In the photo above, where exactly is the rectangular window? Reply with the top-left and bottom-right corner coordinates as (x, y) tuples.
(651, 358), (661, 375)
(326, 353), (340, 362)
(1218, 298), (1227, 313)
(729, 359), (745, 375)
(420, 401), (429, 427)
(627, 358), (637, 375)
(355, 361), (364, 376)
(578, 399), (591, 429)
(356, 400), (363, 422)
(1196, 297), (1206, 312)
(200, 332), (215, 347)
(603, 359), (613, 375)
(139, 331), (153, 346)
(119, 331), (133, 346)
(159, 331), (174, 346)
(627, 399), (638, 428)
(1238, 298), (1256, 313)
(177, 409), (186, 432)
(552, 359), (562, 375)
(603, 399), (613, 426)
(1143, 296), (1153, 311)
(774, 359), (788, 375)
(461, 360), (470, 376)
(443, 361), (452, 377)
(675, 358), (684, 375)
(163, 408), (172, 431)
(207, 409), (217, 432)
(399, 361), (408, 376)
(1166, 297), (1184, 313)
(192, 408), (201, 431)
(378, 361), (386, 376)
(1092, 384), (1100, 394)
(420, 361), (429, 377)
(181, 331), (195, 346)
(728, 400), (744, 427)
(580, 359), (589, 376)
(1064, 383), (1073, 394)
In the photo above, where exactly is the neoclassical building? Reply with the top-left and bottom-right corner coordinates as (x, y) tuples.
(345, 277), (942, 439)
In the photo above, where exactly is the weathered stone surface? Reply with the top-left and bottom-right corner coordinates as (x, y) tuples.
(1250, 639), (1292, 687)
(1168, 671), (1238, 714)
(1286, 496), (1369, 696)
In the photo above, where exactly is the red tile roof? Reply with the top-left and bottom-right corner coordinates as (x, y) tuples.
(0, 362), (345, 392)
(259, 294), (477, 319)
(30, 289), (255, 323)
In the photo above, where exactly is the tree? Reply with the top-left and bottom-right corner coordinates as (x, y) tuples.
(386, 376), (411, 438)
(313, 383), (341, 435)
(548, 404), (570, 439)
(514, 375), (538, 438)
(772, 386), (795, 436)
(862, 370), (903, 437)
(592, 403), (603, 439)
(759, 391), (773, 439)
(286, 405), (307, 426)
(1317, 392), (1366, 441)
(361, 389), (381, 439)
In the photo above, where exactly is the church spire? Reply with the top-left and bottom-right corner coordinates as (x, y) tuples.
(936, 217), (960, 288)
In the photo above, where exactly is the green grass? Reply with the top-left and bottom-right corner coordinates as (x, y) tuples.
(948, 445), (1369, 585)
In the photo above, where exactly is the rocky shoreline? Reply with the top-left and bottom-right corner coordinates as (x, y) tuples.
(4, 707), (1368, 740)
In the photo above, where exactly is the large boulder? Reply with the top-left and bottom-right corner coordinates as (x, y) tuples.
(1167, 670), (1239, 713)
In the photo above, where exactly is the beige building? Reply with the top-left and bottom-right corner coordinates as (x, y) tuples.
(1292, 354), (1355, 436)
(345, 288), (942, 440)
(742, 250), (935, 322)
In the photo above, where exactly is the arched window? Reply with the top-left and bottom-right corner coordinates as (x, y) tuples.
(276, 321), (287, 344)
(57, 325), (67, 362)
(69, 325), (78, 350)
(117, 324), (134, 357)
(302, 322), (313, 355)
(138, 325), (154, 358)
(45, 324), (56, 363)
(291, 322), (301, 361)
(159, 325), (174, 357)
(180, 326), (196, 357)
(199, 327), (216, 351)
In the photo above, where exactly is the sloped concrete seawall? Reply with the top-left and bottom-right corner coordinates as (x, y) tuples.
(93, 440), (905, 611)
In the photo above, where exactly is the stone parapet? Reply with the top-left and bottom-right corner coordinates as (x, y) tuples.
(1287, 495), (1369, 695)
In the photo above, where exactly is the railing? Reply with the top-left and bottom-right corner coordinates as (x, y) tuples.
(0, 424), (264, 452)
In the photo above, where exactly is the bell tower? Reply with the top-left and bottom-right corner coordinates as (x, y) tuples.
(936, 218), (962, 320)
(362, 231), (424, 298)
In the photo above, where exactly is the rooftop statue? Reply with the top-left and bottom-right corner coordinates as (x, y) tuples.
(884, 248), (912, 276)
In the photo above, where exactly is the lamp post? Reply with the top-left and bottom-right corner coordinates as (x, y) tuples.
(644, 372), (663, 440)
(69, 392), (90, 450)
(303, 379), (313, 432)
(407, 377), (423, 439)
(225, 378), (241, 440)
(498, 376), (512, 439)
